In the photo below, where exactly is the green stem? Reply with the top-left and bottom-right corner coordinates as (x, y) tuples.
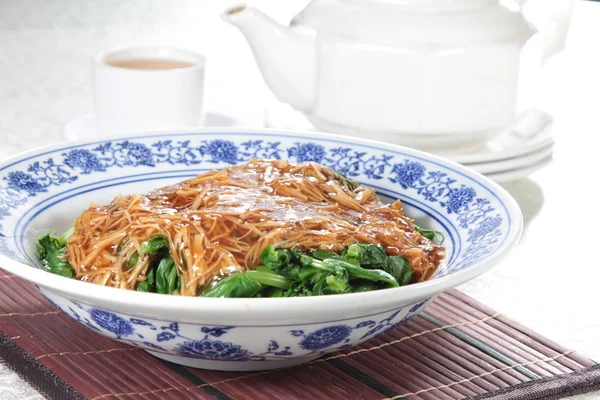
(57, 227), (74, 247)
(245, 270), (291, 290)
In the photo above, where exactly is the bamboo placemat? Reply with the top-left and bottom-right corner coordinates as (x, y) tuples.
(0, 269), (598, 400)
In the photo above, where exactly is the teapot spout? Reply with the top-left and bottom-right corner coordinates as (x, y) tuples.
(222, 5), (316, 111)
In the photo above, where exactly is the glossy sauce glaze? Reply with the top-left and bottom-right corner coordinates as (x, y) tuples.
(67, 159), (445, 295)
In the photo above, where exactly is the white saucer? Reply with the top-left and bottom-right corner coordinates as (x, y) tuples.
(486, 155), (553, 183)
(265, 103), (554, 165)
(63, 112), (246, 141)
(467, 144), (554, 175)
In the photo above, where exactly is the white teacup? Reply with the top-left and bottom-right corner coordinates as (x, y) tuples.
(93, 46), (206, 135)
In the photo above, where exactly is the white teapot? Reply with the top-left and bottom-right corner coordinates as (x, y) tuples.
(223, 0), (540, 148)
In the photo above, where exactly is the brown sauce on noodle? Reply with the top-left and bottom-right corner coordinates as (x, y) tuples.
(66, 159), (445, 295)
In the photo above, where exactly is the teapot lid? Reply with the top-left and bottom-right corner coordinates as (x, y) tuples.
(292, 0), (535, 48)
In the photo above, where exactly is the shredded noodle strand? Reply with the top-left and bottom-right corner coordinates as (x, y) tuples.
(66, 159), (445, 295)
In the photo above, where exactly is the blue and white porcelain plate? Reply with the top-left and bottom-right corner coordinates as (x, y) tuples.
(0, 129), (522, 371)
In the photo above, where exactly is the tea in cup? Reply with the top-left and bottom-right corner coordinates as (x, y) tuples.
(93, 46), (206, 135)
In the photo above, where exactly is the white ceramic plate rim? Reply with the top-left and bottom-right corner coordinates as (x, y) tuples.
(0, 128), (523, 318)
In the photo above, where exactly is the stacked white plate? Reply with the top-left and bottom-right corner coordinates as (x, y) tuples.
(265, 105), (554, 183)
(434, 110), (554, 182)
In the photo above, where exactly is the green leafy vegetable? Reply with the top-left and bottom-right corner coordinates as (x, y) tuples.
(135, 239), (167, 293)
(258, 247), (303, 279)
(387, 256), (412, 286)
(343, 243), (388, 268)
(127, 252), (139, 268)
(324, 275), (348, 294)
(330, 259), (398, 287)
(213, 243), (409, 298)
(258, 245), (291, 268)
(147, 266), (155, 285)
(155, 257), (180, 295)
(311, 249), (340, 260)
(342, 243), (412, 286)
(414, 225), (445, 244)
(245, 270), (291, 290)
(201, 273), (263, 298)
(292, 251), (398, 288)
(136, 281), (152, 292)
(36, 230), (75, 278)
(283, 281), (314, 297)
(136, 262), (160, 293)
(297, 266), (328, 285)
(57, 228), (74, 247)
(201, 270), (291, 298)
(352, 282), (378, 293)
(260, 287), (285, 297)
(140, 235), (169, 255)
(38, 223), (442, 297)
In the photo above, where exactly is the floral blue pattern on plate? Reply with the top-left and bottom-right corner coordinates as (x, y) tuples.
(46, 293), (430, 363)
(0, 129), (522, 371)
